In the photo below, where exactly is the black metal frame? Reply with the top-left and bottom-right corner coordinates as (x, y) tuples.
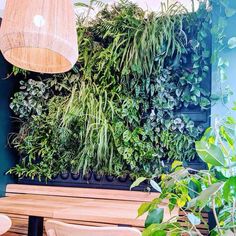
(28, 216), (44, 236)
(18, 158), (207, 191)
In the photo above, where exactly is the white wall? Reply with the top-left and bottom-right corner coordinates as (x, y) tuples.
(211, 8), (236, 121)
(0, 0), (6, 17)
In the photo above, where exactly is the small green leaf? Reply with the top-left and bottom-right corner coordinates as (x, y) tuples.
(145, 208), (164, 227)
(228, 37), (236, 49)
(142, 224), (160, 236)
(150, 179), (162, 193)
(200, 97), (211, 108)
(171, 161), (183, 171)
(223, 177), (236, 201)
(187, 213), (201, 225)
(188, 179), (201, 199)
(137, 202), (152, 217)
(195, 141), (226, 167)
(130, 177), (147, 190)
(225, 7), (236, 17)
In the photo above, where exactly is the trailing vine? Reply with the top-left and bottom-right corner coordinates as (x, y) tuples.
(211, 0), (236, 106)
(8, 0), (211, 180)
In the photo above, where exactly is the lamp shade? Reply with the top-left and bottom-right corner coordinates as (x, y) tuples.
(0, 0), (78, 74)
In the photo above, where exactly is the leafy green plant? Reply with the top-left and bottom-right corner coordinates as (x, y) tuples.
(134, 113), (236, 235)
(10, 79), (50, 118)
(9, 82), (124, 179)
(9, 0), (211, 180)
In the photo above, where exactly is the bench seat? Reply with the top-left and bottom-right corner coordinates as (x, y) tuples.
(3, 184), (173, 235)
(2, 184), (209, 236)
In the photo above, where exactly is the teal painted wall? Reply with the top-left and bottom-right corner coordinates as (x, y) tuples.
(211, 4), (236, 120)
(0, 53), (17, 196)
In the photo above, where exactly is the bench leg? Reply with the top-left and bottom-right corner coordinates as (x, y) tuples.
(28, 216), (44, 236)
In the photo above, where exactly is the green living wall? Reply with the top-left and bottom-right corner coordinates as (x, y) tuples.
(7, 1), (211, 181)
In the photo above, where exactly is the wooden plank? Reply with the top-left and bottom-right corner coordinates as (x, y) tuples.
(53, 205), (178, 227)
(53, 205), (146, 227)
(6, 184), (159, 202)
(3, 184), (180, 234)
(0, 194), (177, 228)
(5, 209), (209, 236)
(0, 203), (57, 218)
(3, 194), (152, 208)
(0, 195), (144, 226)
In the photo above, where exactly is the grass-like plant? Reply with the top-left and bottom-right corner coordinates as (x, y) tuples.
(9, 0), (211, 180)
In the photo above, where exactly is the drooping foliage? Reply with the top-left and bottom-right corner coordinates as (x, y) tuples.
(9, 0), (211, 180)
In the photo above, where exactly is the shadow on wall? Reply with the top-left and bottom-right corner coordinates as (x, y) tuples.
(0, 48), (17, 196)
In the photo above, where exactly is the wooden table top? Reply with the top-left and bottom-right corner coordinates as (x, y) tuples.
(0, 194), (146, 227)
(0, 194), (177, 227)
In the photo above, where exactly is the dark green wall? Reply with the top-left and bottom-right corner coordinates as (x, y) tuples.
(0, 52), (17, 196)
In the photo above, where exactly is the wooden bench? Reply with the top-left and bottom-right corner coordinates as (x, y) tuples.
(2, 184), (209, 236)
(2, 184), (174, 236)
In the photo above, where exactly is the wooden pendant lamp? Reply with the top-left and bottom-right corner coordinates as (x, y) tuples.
(0, 0), (78, 74)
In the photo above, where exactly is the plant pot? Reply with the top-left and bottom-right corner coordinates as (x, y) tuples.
(71, 172), (80, 180)
(83, 172), (92, 181)
(118, 174), (128, 182)
(60, 172), (69, 180)
(94, 173), (103, 181)
(106, 175), (114, 182)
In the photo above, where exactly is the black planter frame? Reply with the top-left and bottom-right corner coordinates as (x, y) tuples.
(18, 158), (207, 191)
(15, 15), (212, 191)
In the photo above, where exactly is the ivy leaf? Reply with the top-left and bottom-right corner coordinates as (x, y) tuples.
(187, 213), (201, 225)
(228, 37), (236, 49)
(195, 141), (226, 167)
(223, 177), (236, 201)
(145, 208), (164, 227)
(200, 97), (210, 108)
(130, 177), (147, 190)
(150, 179), (162, 193)
(176, 89), (182, 97)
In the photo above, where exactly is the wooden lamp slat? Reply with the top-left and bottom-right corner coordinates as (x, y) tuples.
(0, 0), (78, 74)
